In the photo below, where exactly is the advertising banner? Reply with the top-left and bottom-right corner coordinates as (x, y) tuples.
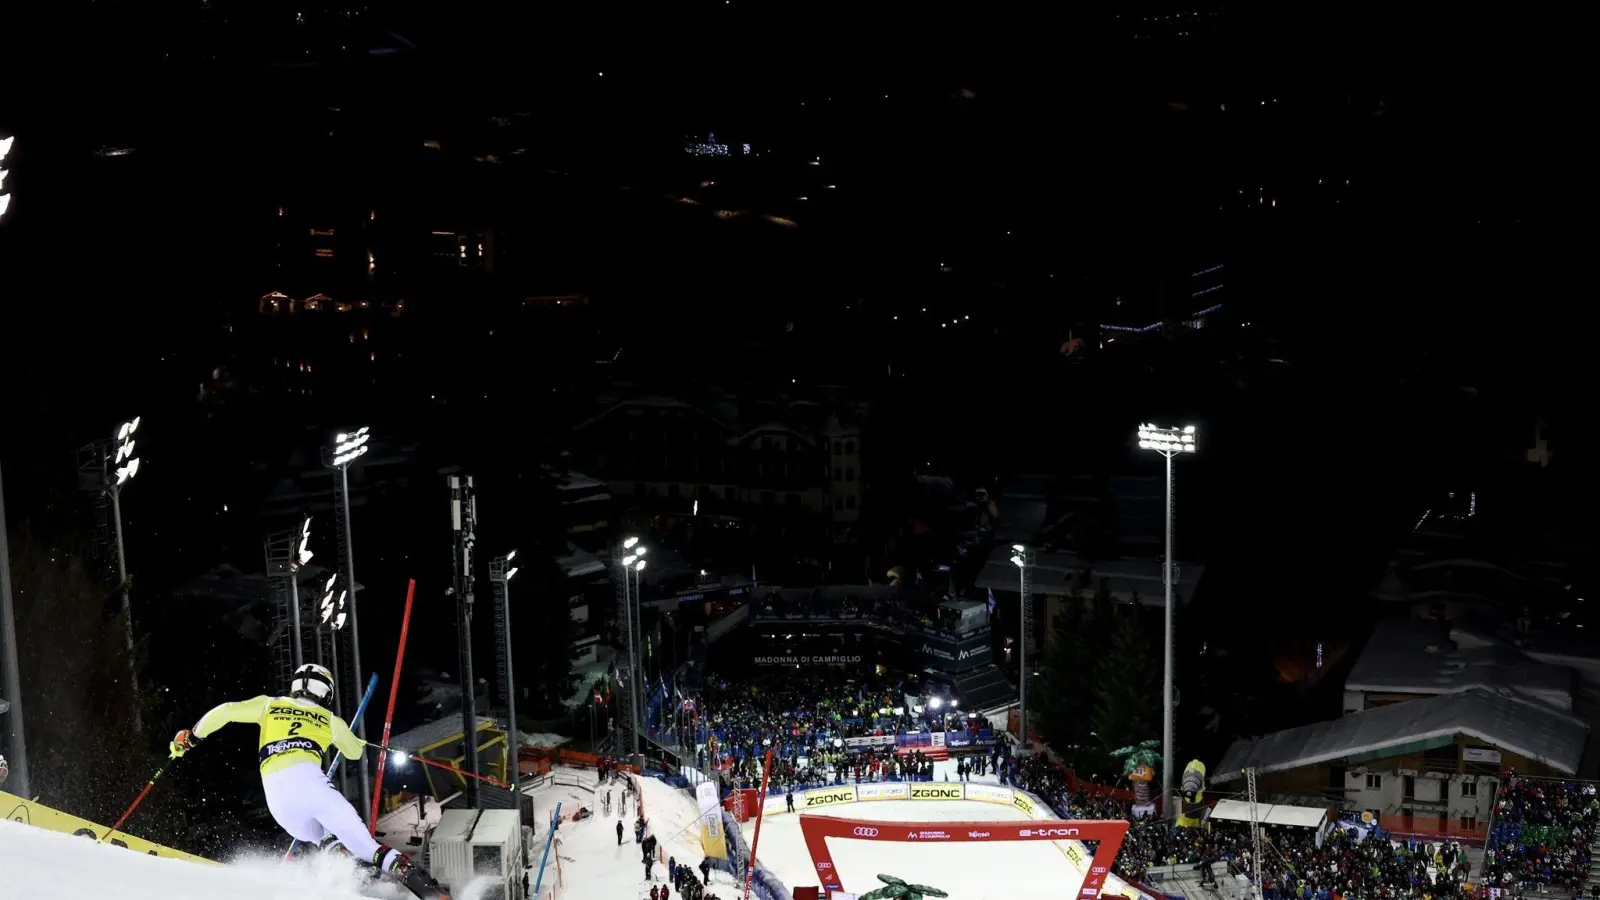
(908, 784), (965, 801)
(1011, 792), (1036, 817)
(697, 781), (729, 859)
(963, 784), (1014, 805)
(844, 735), (897, 749)
(753, 654), (866, 669)
(0, 791), (215, 864)
(916, 633), (992, 671)
(801, 787), (858, 809)
(855, 783), (909, 802)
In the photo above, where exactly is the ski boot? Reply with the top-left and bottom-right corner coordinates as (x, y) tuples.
(319, 834), (351, 858)
(375, 845), (450, 900)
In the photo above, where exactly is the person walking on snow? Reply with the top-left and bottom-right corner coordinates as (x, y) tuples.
(617, 819), (626, 845)
(168, 664), (442, 894)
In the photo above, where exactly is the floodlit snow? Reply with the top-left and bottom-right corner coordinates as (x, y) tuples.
(740, 798), (1079, 900)
(525, 767), (743, 900)
(0, 817), (448, 900)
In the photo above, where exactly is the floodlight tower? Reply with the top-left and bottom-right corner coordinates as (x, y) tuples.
(265, 515), (315, 685)
(324, 427), (370, 819)
(1, 458), (32, 797)
(490, 552), (520, 759)
(318, 570), (350, 796)
(1008, 544), (1035, 746)
(615, 536), (646, 767)
(448, 473), (481, 807)
(75, 418), (145, 733)
(1135, 422), (1196, 820)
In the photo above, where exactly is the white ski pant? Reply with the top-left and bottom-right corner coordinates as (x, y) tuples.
(263, 761), (382, 863)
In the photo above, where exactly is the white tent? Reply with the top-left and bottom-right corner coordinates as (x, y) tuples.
(1210, 799), (1328, 829)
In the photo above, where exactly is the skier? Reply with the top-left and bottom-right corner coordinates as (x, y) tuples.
(169, 664), (445, 898)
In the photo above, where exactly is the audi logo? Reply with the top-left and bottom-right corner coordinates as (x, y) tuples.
(852, 827), (879, 837)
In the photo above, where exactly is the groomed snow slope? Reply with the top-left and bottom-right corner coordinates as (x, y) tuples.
(0, 818), (446, 900)
(525, 767), (744, 900)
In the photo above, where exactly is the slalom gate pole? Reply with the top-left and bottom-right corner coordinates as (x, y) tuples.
(532, 801), (563, 900)
(369, 578), (417, 833)
(741, 748), (775, 900)
(284, 672), (380, 860)
(403, 753), (514, 790)
(99, 761), (172, 844)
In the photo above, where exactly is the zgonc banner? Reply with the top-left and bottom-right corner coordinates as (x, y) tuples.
(1, 791), (214, 864)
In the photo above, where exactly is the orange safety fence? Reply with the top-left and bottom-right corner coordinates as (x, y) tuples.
(519, 745), (641, 777)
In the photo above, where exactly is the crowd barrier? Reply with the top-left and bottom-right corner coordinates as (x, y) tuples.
(720, 780), (1161, 900)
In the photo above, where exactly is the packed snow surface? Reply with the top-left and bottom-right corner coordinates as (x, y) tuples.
(739, 798), (1078, 900)
(0, 818), (497, 900)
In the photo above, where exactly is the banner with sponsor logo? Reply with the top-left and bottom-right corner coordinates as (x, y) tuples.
(753, 654), (867, 669)
(916, 633), (992, 672)
(855, 783), (908, 802)
(908, 784), (965, 801)
(697, 781), (729, 859)
(963, 784), (1014, 805)
(1011, 792), (1036, 816)
(1, 791), (215, 864)
(802, 787), (858, 809)
(843, 735), (897, 749)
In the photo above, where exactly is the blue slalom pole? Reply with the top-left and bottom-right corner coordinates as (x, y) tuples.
(533, 802), (564, 900)
(285, 673), (381, 860)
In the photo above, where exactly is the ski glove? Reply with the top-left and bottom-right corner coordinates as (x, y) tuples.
(169, 729), (200, 759)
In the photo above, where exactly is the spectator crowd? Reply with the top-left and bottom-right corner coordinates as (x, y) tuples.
(1484, 775), (1600, 895)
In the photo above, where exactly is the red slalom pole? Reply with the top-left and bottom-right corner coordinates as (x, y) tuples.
(742, 748), (776, 900)
(99, 761), (171, 844)
(369, 579), (417, 833)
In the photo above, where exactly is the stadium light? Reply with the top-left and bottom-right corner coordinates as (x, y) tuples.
(635, 560), (646, 572)
(491, 553), (520, 754)
(928, 697), (942, 710)
(622, 555), (638, 567)
(0, 135), (12, 222)
(624, 536), (639, 549)
(332, 426), (371, 467)
(1135, 422), (1198, 821)
(1011, 543), (1035, 746)
(389, 750), (407, 768)
(325, 426), (372, 817)
(296, 516), (314, 567)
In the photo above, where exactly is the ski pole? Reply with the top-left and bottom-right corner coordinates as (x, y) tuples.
(99, 761), (173, 844)
(285, 672), (381, 860)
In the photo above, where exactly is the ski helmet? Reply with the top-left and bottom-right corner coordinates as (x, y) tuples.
(290, 663), (336, 704)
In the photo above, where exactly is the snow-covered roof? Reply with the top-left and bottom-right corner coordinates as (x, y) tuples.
(1210, 799), (1327, 828)
(1212, 688), (1590, 782)
(388, 715), (498, 754)
(557, 543), (606, 579)
(1345, 619), (1577, 709)
(973, 546), (1202, 606)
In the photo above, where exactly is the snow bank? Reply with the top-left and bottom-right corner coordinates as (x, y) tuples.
(0, 818), (392, 900)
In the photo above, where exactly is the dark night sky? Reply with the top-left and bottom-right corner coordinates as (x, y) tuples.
(2, 0), (1591, 699)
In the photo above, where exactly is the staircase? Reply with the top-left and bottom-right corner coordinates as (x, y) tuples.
(1586, 833), (1600, 896)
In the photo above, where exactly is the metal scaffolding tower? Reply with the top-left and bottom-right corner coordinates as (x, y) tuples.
(612, 538), (636, 762)
(1246, 766), (1265, 900)
(264, 529), (299, 690)
(448, 473), (481, 807)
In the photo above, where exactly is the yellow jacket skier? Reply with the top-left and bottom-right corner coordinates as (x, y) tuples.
(169, 664), (419, 883)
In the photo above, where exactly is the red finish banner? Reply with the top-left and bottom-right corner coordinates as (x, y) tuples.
(799, 814), (1128, 900)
